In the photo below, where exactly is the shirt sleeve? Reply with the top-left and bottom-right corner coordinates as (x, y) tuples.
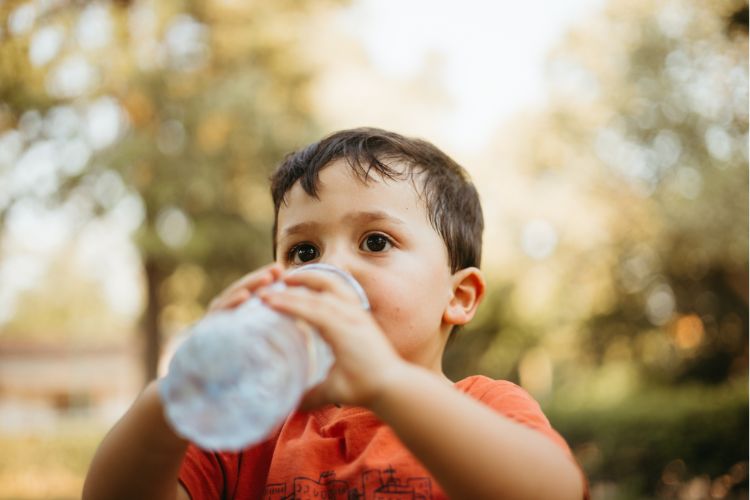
(461, 375), (590, 499)
(471, 377), (572, 454)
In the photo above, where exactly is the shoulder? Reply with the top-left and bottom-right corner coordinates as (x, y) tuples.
(455, 374), (573, 454)
(455, 375), (551, 431)
(455, 374), (537, 408)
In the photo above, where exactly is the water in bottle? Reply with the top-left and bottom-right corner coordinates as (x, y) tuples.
(159, 263), (369, 450)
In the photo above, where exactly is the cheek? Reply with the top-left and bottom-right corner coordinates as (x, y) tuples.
(364, 282), (404, 320)
(364, 279), (439, 334)
(360, 278), (411, 328)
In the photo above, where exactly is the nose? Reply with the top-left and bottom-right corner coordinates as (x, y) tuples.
(319, 242), (353, 274)
(316, 245), (369, 308)
(318, 242), (363, 284)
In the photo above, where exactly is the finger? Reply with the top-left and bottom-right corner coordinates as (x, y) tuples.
(208, 288), (250, 313)
(230, 263), (283, 293)
(210, 263), (282, 311)
(282, 270), (359, 304)
(259, 288), (352, 343)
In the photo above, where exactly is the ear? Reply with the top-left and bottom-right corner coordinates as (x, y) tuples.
(443, 267), (486, 326)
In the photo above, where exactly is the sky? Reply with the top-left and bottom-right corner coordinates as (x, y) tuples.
(339, 0), (606, 151)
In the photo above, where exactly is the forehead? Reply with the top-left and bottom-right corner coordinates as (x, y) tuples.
(277, 159), (429, 229)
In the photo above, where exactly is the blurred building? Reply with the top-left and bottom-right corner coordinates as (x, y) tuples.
(0, 339), (140, 432)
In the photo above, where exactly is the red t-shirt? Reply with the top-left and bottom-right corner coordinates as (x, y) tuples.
(179, 375), (583, 499)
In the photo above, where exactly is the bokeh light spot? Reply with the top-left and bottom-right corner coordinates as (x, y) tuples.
(520, 218), (558, 260)
(156, 207), (193, 249)
(672, 314), (705, 350)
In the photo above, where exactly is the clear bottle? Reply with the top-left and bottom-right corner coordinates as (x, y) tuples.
(158, 263), (369, 451)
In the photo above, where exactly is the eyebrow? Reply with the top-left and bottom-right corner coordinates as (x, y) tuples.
(279, 210), (405, 238)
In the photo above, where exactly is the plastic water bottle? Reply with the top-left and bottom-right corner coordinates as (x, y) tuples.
(159, 263), (369, 451)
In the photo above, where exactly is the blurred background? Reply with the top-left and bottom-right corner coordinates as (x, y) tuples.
(0, 0), (747, 498)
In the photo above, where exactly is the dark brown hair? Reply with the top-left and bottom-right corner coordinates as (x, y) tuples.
(270, 127), (483, 272)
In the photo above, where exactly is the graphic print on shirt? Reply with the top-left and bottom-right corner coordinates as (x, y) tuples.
(263, 466), (433, 499)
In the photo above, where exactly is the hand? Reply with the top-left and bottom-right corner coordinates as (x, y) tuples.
(258, 271), (406, 410)
(208, 263), (284, 313)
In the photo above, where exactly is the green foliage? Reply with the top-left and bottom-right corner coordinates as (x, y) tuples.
(461, 0), (749, 496)
(504, 0), (749, 391)
(548, 381), (749, 498)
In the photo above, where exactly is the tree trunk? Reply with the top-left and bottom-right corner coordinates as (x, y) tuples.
(142, 257), (163, 385)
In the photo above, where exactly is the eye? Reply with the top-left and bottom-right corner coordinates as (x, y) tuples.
(288, 243), (319, 264)
(360, 233), (392, 253)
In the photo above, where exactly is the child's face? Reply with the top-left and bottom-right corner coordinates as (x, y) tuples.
(275, 159), (456, 371)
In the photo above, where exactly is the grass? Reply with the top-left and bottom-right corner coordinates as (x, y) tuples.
(0, 424), (106, 500)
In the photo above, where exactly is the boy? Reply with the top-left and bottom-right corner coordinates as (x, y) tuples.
(84, 128), (586, 499)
